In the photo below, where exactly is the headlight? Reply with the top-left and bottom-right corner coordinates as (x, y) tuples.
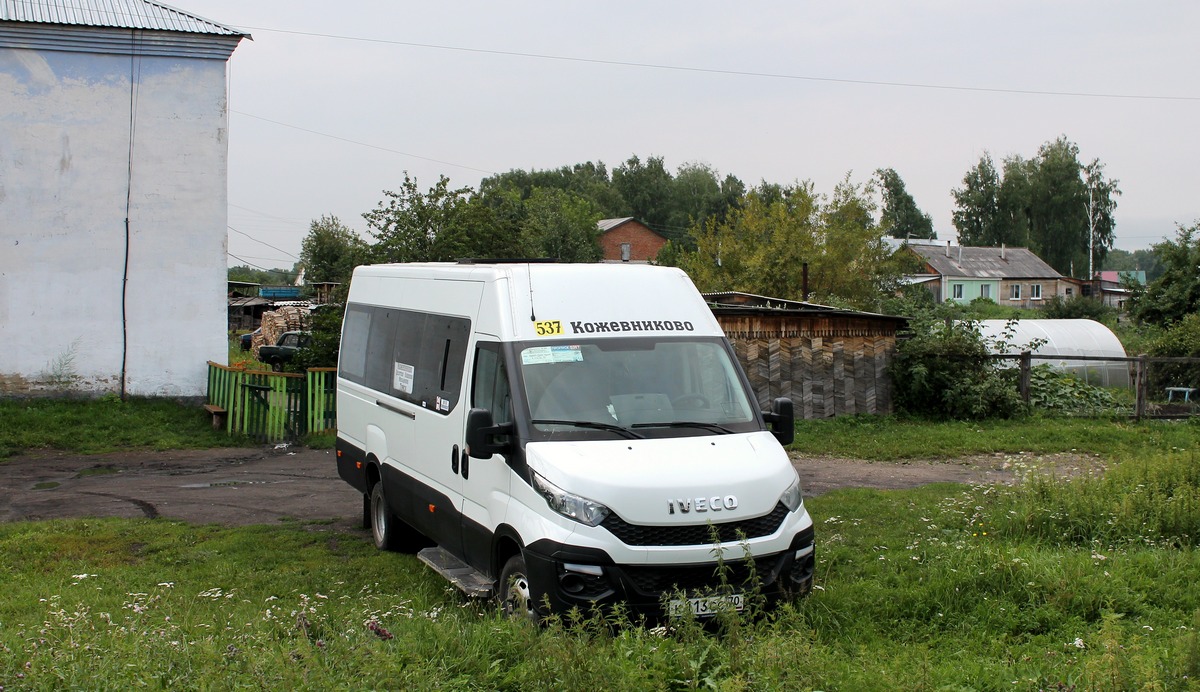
(532, 471), (611, 526)
(780, 476), (803, 512)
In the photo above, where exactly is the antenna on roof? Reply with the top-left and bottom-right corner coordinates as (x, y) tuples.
(528, 263), (537, 322)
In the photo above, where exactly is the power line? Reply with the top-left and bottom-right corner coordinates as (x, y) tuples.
(228, 253), (296, 276)
(231, 110), (496, 174)
(228, 225), (300, 260)
(241, 26), (1200, 103)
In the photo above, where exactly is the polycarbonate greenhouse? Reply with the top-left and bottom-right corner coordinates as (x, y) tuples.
(977, 319), (1130, 388)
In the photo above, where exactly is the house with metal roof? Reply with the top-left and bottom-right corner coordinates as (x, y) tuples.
(906, 243), (1072, 309)
(0, 0), (249, 397)
(597, 217), (667, 263)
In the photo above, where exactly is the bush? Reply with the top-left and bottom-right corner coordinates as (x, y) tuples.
(1042, 294), (1116, 322)
(890, 315), (1026, 420)
(287, 303), (344, 372)
(1027, 365), (1124, 416)
(1145, 313), (1200, 392)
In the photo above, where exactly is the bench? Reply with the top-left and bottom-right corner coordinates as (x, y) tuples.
(203, 404), (228, 429)
(1165, 387), (1196, 403)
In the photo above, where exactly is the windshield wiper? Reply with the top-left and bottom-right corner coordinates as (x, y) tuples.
(630, 421), (734, 434)
(530, 419), (645, 439)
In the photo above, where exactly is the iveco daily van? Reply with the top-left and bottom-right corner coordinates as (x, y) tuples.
(335, 261), (814, 620)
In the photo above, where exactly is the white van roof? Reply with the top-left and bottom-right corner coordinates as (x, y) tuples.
(349, 262), (724, 341)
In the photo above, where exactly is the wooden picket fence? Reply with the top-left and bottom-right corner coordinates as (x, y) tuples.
(205, 362), (336, 443)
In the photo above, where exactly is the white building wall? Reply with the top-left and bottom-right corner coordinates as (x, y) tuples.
(0, 46), (229, 396)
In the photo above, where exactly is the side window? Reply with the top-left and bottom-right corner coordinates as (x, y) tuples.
(472, 343), (512, 425)
(980, 284), (992, 300)
(1011, 284), (1022, 300)
(339, 306), (371, 380)
(952, 284), (964, 300)
(1031, 284), (1042, 300)
(341, 303), (470, 415)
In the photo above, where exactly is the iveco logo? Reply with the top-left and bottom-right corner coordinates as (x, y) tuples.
(668, 495), (738, 515)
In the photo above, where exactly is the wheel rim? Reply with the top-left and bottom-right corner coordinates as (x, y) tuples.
(372, 490), (387, 544)
(504, 573), (534, 620)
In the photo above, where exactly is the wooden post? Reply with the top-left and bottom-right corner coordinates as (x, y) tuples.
(1018, 351), (1032, 403)
(1134, 354), (1148, 421)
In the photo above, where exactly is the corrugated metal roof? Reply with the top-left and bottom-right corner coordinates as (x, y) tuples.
(0, 0), (248, 36)
(910, 245), (1062, 280)
(597, 217), (635, 232)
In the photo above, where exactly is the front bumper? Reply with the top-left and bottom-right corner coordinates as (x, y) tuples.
(523, 524), (815, 621)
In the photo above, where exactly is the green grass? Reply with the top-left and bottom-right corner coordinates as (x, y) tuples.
(0, 396), (253, 458)
(3, 453), (1199, 689)
(791, 414), (1200, 461)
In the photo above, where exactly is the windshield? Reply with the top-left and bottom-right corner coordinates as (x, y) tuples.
(516, 337), (758, 439)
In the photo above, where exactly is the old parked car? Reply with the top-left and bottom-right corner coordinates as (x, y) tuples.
(239, 327), (261, 351)
(257, 331), (311, 370)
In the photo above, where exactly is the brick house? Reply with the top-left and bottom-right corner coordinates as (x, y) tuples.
(597, 217), (667, 263)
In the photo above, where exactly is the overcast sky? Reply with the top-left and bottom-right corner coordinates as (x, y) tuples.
(181, 1), (1200, 273)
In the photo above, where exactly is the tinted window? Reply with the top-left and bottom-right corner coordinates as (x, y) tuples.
(340, 303), (471, 415)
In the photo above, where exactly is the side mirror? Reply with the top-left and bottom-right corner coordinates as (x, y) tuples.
(465, 408), (513, 459)
(762, 397), (794, 446)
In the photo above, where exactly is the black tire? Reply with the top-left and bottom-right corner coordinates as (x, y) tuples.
(370, 482), (401, 551)
(498, 554), (544, 623)
(368, 480), (431, 553)
(361, 492), (371, 530)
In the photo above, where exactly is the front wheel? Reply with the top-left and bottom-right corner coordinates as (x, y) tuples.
(498, 554), (544, 624)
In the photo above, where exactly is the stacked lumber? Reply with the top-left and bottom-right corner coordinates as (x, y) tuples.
(253, 306), (310, 356)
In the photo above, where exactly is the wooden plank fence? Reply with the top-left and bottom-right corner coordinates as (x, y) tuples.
(205, 362), (337, 443)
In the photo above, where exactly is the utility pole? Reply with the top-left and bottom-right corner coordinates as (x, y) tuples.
(1086, 186), (1096, 280)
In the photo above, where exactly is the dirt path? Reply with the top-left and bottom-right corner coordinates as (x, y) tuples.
(0, 447), (1096, 528)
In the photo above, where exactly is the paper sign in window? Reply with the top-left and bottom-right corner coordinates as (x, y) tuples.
(393, 362), (415, 394)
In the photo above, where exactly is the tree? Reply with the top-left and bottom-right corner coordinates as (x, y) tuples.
(227, 264), (297, 286)
(951, 153), (1002, 246)
(518, 188), (603, 262)
(299, 215), (368, 286)
(363, 173), (489, 263)
(668, 175), (905, 310)
(951, 137), (1120, 278)
(477, 162), (624, 217)
(1127, 222), (1200, 326)
(665, 162), (746, 244)
(876, 168), (934, 239)
(612, 155), (675, 240)
(1083, 159), (1121, 274)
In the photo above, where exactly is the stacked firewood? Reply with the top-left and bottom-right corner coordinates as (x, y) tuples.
(252, 306), (310, 356)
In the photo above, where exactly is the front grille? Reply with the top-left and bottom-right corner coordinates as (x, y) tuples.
(622, 557), (777, 593)
(601, 502), (789, 546)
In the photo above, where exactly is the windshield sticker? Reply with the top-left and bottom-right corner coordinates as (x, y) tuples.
(393, 362), (415, 394)
(569, 320), (694, 334)
(522, 345), (584, 365)
(533, 320), (564, 336)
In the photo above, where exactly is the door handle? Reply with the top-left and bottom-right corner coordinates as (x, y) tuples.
(461, 447), (470, 480)
(451, 445), (459, 474)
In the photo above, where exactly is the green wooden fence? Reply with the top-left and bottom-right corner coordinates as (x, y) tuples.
(206, 363), (337, 443)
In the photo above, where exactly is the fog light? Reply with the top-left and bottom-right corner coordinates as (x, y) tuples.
(560, 573), (587, 594)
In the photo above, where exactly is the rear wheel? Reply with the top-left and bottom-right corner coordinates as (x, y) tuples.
(499, 554), (544, 624)
(368, 480), (431, 553)
(370, 482), (401, 551)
